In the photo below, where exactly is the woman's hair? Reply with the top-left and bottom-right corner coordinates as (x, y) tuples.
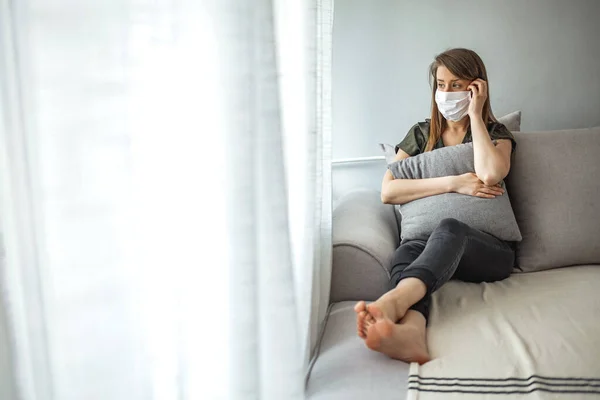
(425, 48), (497, 152)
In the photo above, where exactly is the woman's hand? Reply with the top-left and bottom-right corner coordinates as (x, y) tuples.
(450, 172), (504, 199)
(467, 78), (487, 119)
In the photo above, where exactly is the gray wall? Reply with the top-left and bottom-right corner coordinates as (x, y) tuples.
(333, 0), (600, 202)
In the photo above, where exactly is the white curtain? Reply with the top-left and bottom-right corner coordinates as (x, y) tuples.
(0, 0), (333, 399)
(275, 0), (333, 363)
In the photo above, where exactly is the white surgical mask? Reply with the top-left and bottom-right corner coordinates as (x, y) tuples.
(435, 90), (471, 121)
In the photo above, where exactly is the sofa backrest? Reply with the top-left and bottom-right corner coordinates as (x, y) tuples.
(507, 128), (600, 272)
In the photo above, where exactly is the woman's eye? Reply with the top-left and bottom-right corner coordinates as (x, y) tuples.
(453, 84), (461, 88)
(437, 84), (444, 88)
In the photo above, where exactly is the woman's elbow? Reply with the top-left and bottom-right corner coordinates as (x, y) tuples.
(477, 161), (510, 186)
(478, 172), (504, 186)
(380, 182), (397, 204)
(381, 189), (392, 204)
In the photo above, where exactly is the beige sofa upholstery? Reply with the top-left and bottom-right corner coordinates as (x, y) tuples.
(307, 128), (600, 399)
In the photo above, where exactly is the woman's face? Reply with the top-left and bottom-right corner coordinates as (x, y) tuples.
(436, 65), (470, 92)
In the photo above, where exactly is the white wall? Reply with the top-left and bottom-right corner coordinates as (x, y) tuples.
(332, 0), (600, 202)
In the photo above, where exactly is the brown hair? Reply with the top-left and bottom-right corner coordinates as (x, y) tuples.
(425, 48), (497, 152)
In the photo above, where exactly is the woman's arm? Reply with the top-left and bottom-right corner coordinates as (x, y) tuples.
(381, 171), (455, 205)
(382, 143), (506, 205)
(381, 149), (454, 205)
(470, 116), (512, 185)
(468, 80), (512, 185)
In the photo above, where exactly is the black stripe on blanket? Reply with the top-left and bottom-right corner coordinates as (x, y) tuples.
(409, 375), (600, 382)
(407, 375), (600, 395)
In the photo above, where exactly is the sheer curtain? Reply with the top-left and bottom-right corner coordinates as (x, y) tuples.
(0, 0), (333, 399)
(275, 0), (333, 363)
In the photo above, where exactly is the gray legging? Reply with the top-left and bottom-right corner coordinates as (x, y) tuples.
(390, 218), (516, 322)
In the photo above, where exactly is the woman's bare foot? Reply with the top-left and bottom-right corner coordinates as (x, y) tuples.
(365, 310), (431, 364)
(355, 277), (427, 339)
(354, 301), (376, 338)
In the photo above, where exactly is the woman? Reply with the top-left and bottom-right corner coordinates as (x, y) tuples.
(354, 48), (517, 364)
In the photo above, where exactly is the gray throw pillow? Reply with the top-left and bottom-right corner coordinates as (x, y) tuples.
(497, 110), (521, 132)
(387, 142), (522, 243)
(378, 143), (397, 164)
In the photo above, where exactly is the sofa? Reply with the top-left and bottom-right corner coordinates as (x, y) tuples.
(306, 128), (600, 399)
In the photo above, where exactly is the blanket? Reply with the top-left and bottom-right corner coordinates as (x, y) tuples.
(407, 265), (600, 399)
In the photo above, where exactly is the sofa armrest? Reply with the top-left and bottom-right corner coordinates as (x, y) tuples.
(330, 190), (400, 303)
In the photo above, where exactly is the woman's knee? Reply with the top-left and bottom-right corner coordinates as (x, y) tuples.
(435, 218), (466, 234)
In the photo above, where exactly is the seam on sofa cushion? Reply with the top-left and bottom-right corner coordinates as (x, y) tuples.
(305, 302), (335, 389)
(333, 242), (391, 279)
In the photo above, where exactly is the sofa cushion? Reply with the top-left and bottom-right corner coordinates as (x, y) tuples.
(408, 265), (600, 399)
(387, 142), (522, 243)
(508, 128), (600, 272)
(306, 301), (410, 400)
